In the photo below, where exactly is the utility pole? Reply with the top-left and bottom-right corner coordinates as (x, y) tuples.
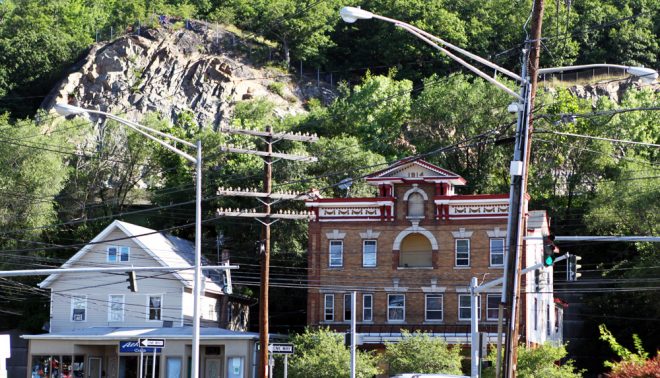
(217, 126), (317, 378)
(500, 0), (545, 377)
(261, 126), (273, 378)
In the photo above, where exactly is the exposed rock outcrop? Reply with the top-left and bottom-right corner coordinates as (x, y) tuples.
(44, 21), (330, 129)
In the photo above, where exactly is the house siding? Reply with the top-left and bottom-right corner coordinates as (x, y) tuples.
(48, 229), (185, 332)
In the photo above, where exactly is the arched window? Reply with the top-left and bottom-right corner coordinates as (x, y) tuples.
(399, 233), (432, 267)
(408, 192), (425, 218)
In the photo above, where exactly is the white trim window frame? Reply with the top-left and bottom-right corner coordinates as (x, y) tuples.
(107, 246), (130, 262)
(362, 240), (377, 267)
(71, 295), (87, 322)
(344, 294), (352, 322)
(490, 238), (505, 267)
(362, 294), (373, 322)
(425, 294), (443, 322)
(329, 240), (343, 267)
(387, 294), (405, 322)
(324, 294), (334, 321)
(147, 295), (163, 321)
(458, 294), (480, 321)
(108, 294), (125, 322)
(486, 294), (499, 321)
(455, 239), (470, 267)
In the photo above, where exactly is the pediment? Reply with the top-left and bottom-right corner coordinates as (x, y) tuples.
(366, 159), (465, 184)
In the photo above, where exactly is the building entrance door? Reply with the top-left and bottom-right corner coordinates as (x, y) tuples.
(89, 357), (102, 378)
(204, 358), (222, 378)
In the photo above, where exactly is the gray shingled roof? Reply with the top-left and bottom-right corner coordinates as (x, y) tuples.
(39, 220), (226, 293)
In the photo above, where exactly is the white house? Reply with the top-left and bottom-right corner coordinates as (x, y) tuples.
(22, 220), (257, 378)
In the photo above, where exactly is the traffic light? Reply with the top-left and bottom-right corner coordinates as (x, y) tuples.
(568, 255), (582, 281)
(127, 271), (138, 292)
(543, 237), (558, 267)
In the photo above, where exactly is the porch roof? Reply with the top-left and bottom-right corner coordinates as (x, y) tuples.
(21, 326), (259, 341)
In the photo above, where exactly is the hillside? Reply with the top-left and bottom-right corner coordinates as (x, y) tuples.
(42, 21), (331, 129)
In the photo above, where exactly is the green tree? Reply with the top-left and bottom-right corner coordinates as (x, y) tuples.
(323, 71), (413, 159)
(229, 0), (341, 65)
(409, 73), (514, 193)
(383, 330), (463, 376)
(483, 343), (583, 378)
(0, 114), (68, 241)
(288, 327), (381, 378)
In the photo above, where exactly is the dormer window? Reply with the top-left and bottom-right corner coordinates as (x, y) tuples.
(107, 246), (130, 262)
(408, 192), (425, 218)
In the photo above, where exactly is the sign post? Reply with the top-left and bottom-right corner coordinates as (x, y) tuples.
(139, 339), (166, 348)
(267, 344), (294, 355)
(268, 343), (294, 378)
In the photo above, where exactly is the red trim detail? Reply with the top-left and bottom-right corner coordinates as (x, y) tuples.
(365, 159), (464, 181)
(434, 194), (509, 200)
(310, 197), (394, 204)
(317, 216), (384, 220)
(448, 214), (508, 218)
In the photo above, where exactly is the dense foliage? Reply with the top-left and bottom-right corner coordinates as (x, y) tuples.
(599, 325), (660, 378)
(383, 330), (463, 376)
(0, 0), (657, 375)
(288, 328), (381, 378)
(483, 343), (584, 378)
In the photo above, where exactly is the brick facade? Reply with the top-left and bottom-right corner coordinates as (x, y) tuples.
(305, 159), (562, 347)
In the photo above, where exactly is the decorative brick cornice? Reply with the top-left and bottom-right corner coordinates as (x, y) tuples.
(325, 230), (346, 240)
(451, 228), (473, 238)
(486, 227), (507, 238)
(359, 229), (381, 239)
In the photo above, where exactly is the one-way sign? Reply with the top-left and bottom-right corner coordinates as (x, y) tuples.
(268, 343), (294, 354)
(139, 338), (165, 348)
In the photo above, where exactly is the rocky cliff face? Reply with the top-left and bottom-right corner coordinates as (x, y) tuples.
(44, 21), (325, 128)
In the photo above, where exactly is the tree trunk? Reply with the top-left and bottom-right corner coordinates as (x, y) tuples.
(283, 39), (290, 68)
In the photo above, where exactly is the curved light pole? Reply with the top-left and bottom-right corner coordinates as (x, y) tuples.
(53, 103), (204, 378)
(339, 6), (657, 378)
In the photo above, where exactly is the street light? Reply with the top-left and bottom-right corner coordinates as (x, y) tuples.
(339, 6), (658, 378)
(53, 103), (205, 378)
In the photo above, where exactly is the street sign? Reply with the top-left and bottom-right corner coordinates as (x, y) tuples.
(119, 341), (161, 353)
(139, 338), (166, 348)
(268, 343), (294, 354)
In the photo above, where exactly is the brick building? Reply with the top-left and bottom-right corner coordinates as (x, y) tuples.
(305, 159), (562, 347)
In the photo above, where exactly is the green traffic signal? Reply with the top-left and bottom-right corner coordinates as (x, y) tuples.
(543, 238), (558, 267)
(544, 255), (554, 266)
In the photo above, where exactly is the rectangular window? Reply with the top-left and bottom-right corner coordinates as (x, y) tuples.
(329, 241), (343, 267)
(425, 295), (443, 321)
(324, 294), (334, 321)
(71, 295), (87, 321)
(167, 357), (182, 378)
(387, 294), (405, 322)
(362, 240), (377, 267)
(534, 299), (539, 331)
(455, 239), (470, 266)
(109, 295), (124, 322)
(208, 303), (217, 321)
(344, 294), (352, 321)
(148, 295), (162, 320)
(547, 305), (551, 336)
(486, 294), (500, 320)
(458, 294), (480, 321)
(490, 238), (505, 266)
(107, 246), (130, 262)
(227, 357), (244, 378)
(362, 294), (373, 322)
